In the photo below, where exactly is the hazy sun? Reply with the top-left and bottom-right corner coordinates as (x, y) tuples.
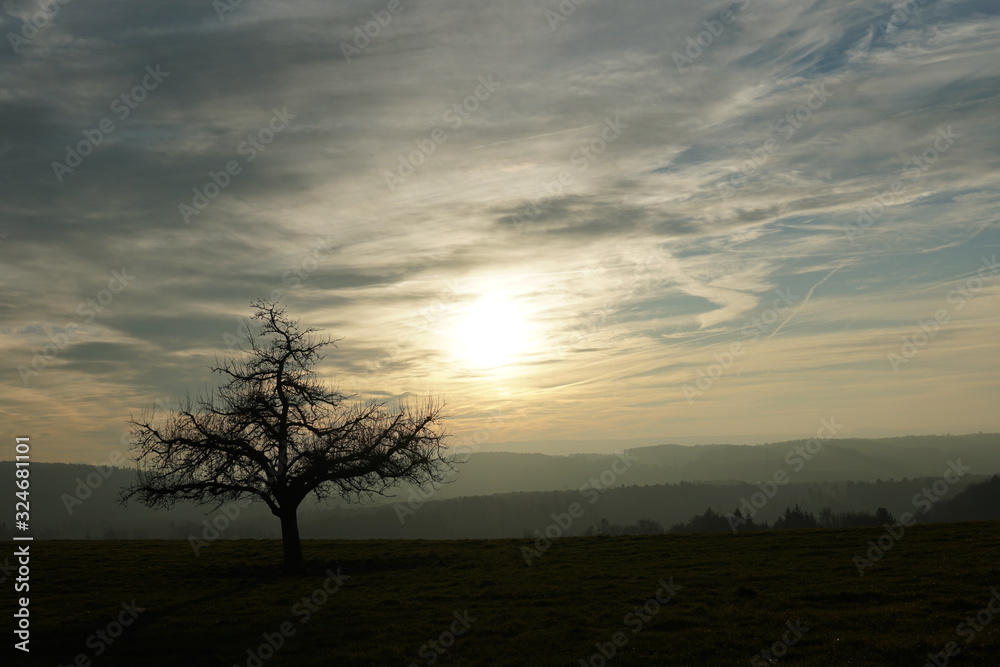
(447, 292), (539, 370)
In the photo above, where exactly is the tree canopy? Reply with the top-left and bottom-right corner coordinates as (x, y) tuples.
(120, 300), (450, 572)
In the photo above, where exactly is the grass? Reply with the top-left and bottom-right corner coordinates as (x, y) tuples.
(12, 521), (1000, 666)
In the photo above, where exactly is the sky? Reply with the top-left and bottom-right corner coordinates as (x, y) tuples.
(1, 0), (999, 464)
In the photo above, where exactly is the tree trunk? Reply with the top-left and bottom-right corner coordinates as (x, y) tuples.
(279, 508), (305, 574)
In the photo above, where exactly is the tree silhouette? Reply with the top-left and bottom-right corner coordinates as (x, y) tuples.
(773, 504), (817, 530)
(120, 300), (449, 573)
(633, 518), (664, 535)
(671, 507), (734, 533)
(873, 507), (895, 525)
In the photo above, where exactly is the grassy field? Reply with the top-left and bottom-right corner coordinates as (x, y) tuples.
(9, 522), (1000, 666)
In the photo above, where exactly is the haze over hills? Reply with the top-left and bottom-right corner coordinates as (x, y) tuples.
(403, 432), (1000, 502)
(4, 433), (998, 540)
(475, 428), (925, 455)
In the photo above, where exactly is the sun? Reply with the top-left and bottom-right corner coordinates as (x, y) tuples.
(447, 291), (539, 370)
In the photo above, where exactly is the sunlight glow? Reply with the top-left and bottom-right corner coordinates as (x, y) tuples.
(447, 291), (540, 370)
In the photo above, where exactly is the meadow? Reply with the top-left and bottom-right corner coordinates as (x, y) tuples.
(14, 521), (1000, 666)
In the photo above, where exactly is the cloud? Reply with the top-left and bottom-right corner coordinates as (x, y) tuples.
(2, 0), (998, 460)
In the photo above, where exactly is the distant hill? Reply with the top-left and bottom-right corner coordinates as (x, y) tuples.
(3, 433), (996, 540)
(0, 461), (276, 540)
(410, 432), (1000, 502)
(929, 474), (1000, 522)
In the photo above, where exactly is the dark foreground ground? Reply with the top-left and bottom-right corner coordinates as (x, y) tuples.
(7, 522), (1000, 666)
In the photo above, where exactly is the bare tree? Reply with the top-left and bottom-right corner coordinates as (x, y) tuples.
(120, 300), (450, 573)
